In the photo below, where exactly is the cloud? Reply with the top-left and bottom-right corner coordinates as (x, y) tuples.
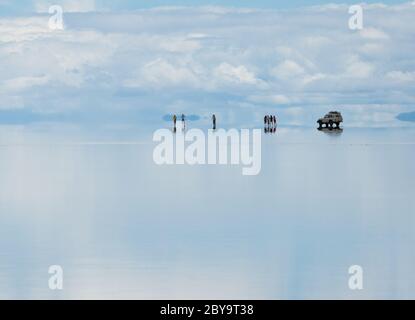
(0, 3), (414, 127)
(359, 27), (389, 40)
(213, 63), (258, 85)
(35, 0), (96, 13)
(248, 94), (292, 105)
(2, 75), (49, 92)
(386, 70), (415, 82)
(124, 58), (200, 89)
(271, 60), (305, 79)
(344, 56), (375, 78)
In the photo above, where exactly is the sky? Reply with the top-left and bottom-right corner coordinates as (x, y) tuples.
(0, 1), (414, 127)
(0, 0), (411, 13)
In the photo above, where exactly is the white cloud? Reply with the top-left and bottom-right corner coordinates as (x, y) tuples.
(359, 27), (389, 40)
(302, 73), (326, 85)
(248, 94), (292, 105)
(359, 43), (384, 55)
(35, 0), (96, 13)
(213, 63), (258, 85)
(344, 56), (374, 78)
(2, 76), (49, 92)
(271, 60), (305, 79)
(0, 17), (50, 42)
(386, 71), (415, 82)
(0, 95), (24, 110)
(124, 58), (199, 88)
(0, 4), (414, 126)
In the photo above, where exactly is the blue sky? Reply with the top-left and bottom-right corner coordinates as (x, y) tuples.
(0, 1), (414, 127)
(77, 0), (412, 9)
(0, 0), (410, 14)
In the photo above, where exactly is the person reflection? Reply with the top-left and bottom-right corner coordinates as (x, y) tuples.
(173, 114), (177, 133)
(181, 114), (186, 131)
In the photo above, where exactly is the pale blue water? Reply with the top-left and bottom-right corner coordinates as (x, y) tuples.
(0, 124), (414, 299)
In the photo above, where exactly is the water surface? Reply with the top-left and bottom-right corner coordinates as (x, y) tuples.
(0, 124), (414, 299)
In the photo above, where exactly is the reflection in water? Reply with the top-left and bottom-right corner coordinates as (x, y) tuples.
(0, 126), (414, 299)
(264, 126), (277, 134)
(317, 127), (343, 136)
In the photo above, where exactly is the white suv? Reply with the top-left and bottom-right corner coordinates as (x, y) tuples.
(317, 111), (343, 129)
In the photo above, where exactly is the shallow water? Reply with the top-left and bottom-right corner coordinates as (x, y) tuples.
(0, 124), (414, 299)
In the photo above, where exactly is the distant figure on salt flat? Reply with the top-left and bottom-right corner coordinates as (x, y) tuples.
(173, 114), (177, 130)
(181, 114), (186, 130)
(212, 114), (217, 130)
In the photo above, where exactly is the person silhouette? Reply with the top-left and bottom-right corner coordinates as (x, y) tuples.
(181, 114), (186, 130)
(173, 114), (177, 130)
(212, 114), (217, 130)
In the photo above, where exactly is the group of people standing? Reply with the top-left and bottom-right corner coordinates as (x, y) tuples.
(171, 113), (277, 133)
(264, 115), (277, 134)
(172, 114), (217, 131)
